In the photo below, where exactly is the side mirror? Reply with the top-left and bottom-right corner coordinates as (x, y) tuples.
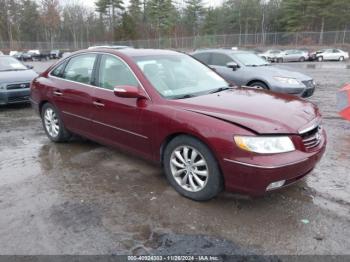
(113, 85), (147, 99)
(26, 65), (34, 69)
(226, 62), (239, 70)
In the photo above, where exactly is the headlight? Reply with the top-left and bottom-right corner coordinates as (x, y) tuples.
(234, 136), (295, 154)
(273, 76), (300, 85)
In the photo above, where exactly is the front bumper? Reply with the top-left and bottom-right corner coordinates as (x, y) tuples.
(271, 80), (316, 98)
(221, 133), (326, 196)
(0, 89), (30, 105)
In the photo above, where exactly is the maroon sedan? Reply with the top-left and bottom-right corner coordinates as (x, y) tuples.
(30, 49), (326, 200)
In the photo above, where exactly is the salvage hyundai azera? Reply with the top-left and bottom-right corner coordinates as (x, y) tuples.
(30, 49), (326, 200)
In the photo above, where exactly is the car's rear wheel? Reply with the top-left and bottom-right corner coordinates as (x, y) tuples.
(318, 56), (323, 62)
(277, 58), (283, 63)
(339, 56), (344, 62)
(248, 81), (269, 90)
(299, 57), (305, 62)
(41, 103), (71, 142)
(163, 135), (223, 201)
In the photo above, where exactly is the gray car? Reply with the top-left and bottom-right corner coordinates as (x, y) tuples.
(0, 55), (38, 105)
(191, 49), (316, 97)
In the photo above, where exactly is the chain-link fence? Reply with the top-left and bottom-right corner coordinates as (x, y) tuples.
(1, 31), (350, 52)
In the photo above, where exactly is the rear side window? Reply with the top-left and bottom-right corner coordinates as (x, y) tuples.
(211, 53), (232, 66)
(50, 62), (66, 77)
(62, 54), (97, 84)
(98, 55), (138, 90)
(193, 53), (211, 64)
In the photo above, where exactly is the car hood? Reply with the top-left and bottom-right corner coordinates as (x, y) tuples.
(171, 88), (319, 134)
(247, 65), (312, 81)
(0, 70), (38, 84)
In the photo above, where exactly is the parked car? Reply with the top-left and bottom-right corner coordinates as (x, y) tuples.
(50, 49), (63, 59)
(192, 49), (316, 97)
(279, 49), (309, 62)
(310, 48), (349, 62)
(9, 51), (19, 56)
(29, 50), (50, 61)
(258, 49), (283, 62)
(30, 49), (326, 200)
(0, 55), (38, 105)
(14, 52), (33, 61)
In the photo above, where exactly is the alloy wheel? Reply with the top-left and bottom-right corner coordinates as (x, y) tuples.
(170, 146), (209, 192)
(44, 108), (60, 138)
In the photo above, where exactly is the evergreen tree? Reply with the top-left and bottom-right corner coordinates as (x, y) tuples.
(183, 0), (204, 35)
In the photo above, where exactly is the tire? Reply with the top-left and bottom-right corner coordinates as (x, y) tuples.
(41, 103), (71, 142)
(277, 58), (283, 63)
(339, 56), (344, 62)
(299, 57), (305, 62)
(318, 56), (323, 62)
(163, 135), (223, 201)
(248, 81), (269, 90)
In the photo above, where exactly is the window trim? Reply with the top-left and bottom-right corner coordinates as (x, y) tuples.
(48, 51), (151, 101)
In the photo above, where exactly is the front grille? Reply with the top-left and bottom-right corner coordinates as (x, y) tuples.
(300, 125), (322, 150)
(302, 80), (314, 88)
(8, 96), (30, 103)
(302, 88), (315, 97)
(6, 83), (30, 90)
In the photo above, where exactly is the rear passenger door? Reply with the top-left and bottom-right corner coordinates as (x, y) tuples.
(50, 53), (97, 136)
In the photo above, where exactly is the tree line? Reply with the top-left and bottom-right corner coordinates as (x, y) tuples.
(0, 0), (349, 47)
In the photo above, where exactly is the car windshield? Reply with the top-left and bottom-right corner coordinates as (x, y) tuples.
(0, 57), (27, 71)
(133, 54), (230, 99)
(232, 53), (269, 66)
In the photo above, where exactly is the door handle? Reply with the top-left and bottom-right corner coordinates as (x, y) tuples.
(93, 101), (105, 107)
(53, 90), (63, 96)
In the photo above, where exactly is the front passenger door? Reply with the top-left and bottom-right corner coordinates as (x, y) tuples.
(90, 54), (152, 158)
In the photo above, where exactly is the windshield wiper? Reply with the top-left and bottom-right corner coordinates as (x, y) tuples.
(0, 69), (26, 72)
(208, 86), (232, 94)
(246, 64), (269, 67)
(173, 94), (196, 100)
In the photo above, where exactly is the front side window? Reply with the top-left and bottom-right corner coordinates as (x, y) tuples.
(232, 53), (269, 67)
(98, 55), (138, 90)
(211, 53), (232, 66)
(133, 54), (229, 99)
(62, 54), (97, 84)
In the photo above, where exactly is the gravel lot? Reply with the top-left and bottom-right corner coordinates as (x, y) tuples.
(0, 60), (349, 256)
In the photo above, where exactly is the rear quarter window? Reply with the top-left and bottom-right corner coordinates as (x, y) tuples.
(193, 53), (211, 64)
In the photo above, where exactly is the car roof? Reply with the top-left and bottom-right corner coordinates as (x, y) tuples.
(86, 48), (182, 57)
(193, 49), (253, 55)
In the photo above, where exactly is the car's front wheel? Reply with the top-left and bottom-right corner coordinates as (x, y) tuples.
(163, 135), (223, 201)
(339, 56), (344, 62)
(318, 56), (323, 62)
(41, 103), (71, 142)
(248, 81), (269, 90)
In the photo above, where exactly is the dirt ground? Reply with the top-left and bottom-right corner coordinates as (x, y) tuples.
(0, 60), (349, 256)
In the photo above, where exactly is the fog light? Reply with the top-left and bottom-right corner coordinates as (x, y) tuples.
(266, 180), (286, 191)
